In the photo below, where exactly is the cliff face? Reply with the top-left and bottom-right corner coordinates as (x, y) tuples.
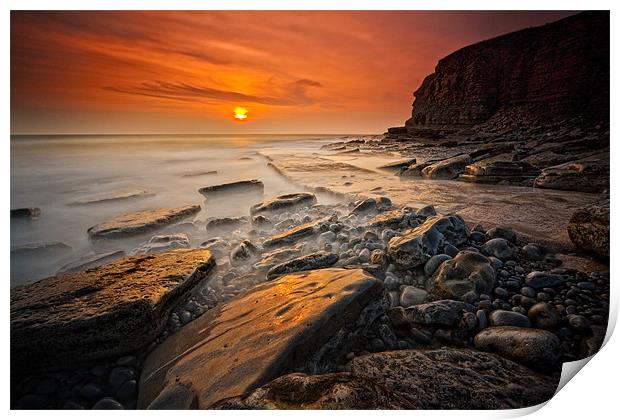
(405, 12), (609, 135)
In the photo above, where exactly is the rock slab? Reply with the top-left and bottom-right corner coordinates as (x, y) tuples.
(11, 249), (215, 373)
(87, 205), (201, 239)
(137, 268), (383, 409)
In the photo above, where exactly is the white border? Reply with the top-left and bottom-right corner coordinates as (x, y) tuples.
(3, 1), (617, 419)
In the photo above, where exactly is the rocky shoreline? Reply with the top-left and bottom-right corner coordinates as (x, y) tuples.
(10, 181), (609, 409)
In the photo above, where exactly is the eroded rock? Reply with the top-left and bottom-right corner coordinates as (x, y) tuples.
(198, 179), (264, 197)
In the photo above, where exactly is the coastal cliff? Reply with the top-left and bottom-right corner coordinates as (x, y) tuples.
(404, 12), (609, 136)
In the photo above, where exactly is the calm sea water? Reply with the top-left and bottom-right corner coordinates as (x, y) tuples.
(10, 134), (354, 287)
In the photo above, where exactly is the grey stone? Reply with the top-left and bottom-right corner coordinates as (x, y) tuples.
(482, 238), (518, 261)
(266, 251), (339, 280)
(488, 310), (532, 328)
(429, 251), (496, 301)
(424, 254), (452, 277)
(406, 299), (474, 327)
(399, 286), (428, 307)
(525, 271), (568, 289)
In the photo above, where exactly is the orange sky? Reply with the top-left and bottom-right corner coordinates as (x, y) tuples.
(11, 11), (576, 134)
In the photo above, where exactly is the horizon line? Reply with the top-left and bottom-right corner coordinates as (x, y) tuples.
(10, 132), (382, 137)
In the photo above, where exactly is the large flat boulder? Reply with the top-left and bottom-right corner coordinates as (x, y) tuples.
(87, 205), (201, 239)
(138, 268), (383, 409)
(459, 160), (540, 184)
(567, 199), (609, 257)
(214, 348), (558, 409)
(250, 192), (317, 215)
(11, 249), (215, 373)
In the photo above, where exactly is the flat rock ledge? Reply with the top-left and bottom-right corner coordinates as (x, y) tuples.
(215, 348), (558, 409)
(137, 268), (383, 409)
(87, 205), (201, 239)
(11, 249), (215, 373)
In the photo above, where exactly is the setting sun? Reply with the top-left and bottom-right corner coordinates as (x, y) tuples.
(233, 107), (248, 121)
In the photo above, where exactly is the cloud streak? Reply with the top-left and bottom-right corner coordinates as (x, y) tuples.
(104, 78), (323, 106)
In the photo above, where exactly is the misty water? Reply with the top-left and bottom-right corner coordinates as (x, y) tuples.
(10, 134), (352, 287)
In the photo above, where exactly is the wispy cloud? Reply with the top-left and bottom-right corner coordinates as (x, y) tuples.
(104, 79), (323, 106)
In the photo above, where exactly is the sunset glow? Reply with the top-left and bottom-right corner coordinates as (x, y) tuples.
(233, 107), (248, 121)
(10, 11), (575, 134)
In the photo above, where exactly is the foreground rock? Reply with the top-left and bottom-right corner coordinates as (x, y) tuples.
(198, 179), (264, 197)
(567, 199), (609, 257)
(266, 251), (338, 280)
(11, 249), (215, 373)
(68, 188), (153, 206)
(250, 193), (317, 214)
(138, 268), (382, 409)
(87, 205), (200, 239)
(474, 326), (561, 372)
(215, 348), (558, 409)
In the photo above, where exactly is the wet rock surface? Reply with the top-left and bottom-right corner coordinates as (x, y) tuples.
(137, 268), (383, 409)
(11, 249), (215, 373)
(87, 205), (201, 239)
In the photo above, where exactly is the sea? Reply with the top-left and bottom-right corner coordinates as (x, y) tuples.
(10, 134), (356, 287)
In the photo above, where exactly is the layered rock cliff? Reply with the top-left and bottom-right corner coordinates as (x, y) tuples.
(404, 12), (609, 135)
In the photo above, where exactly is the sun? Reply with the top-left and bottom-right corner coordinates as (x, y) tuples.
(233, 107), (248, 121)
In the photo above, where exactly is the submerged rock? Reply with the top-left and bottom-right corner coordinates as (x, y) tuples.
(567, 199), (609, 257)
(56, 250), (126, 274)
(198, 179), (264, 197)
(230, 240), (259, 265)
(474, 326), (561, 372)
(10, 241), (71, 257)
(11, 249), (215, 373)
(250, 192), (317, 214)
(68, 188), (153, 206)
(215, 348), (558, 409)
(266, 251), (339, 280)
(429, 251), (496, 301)
(11, 207), (41, 219)
(87, 205), (201, 239)
(137, 268), (383, 409)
